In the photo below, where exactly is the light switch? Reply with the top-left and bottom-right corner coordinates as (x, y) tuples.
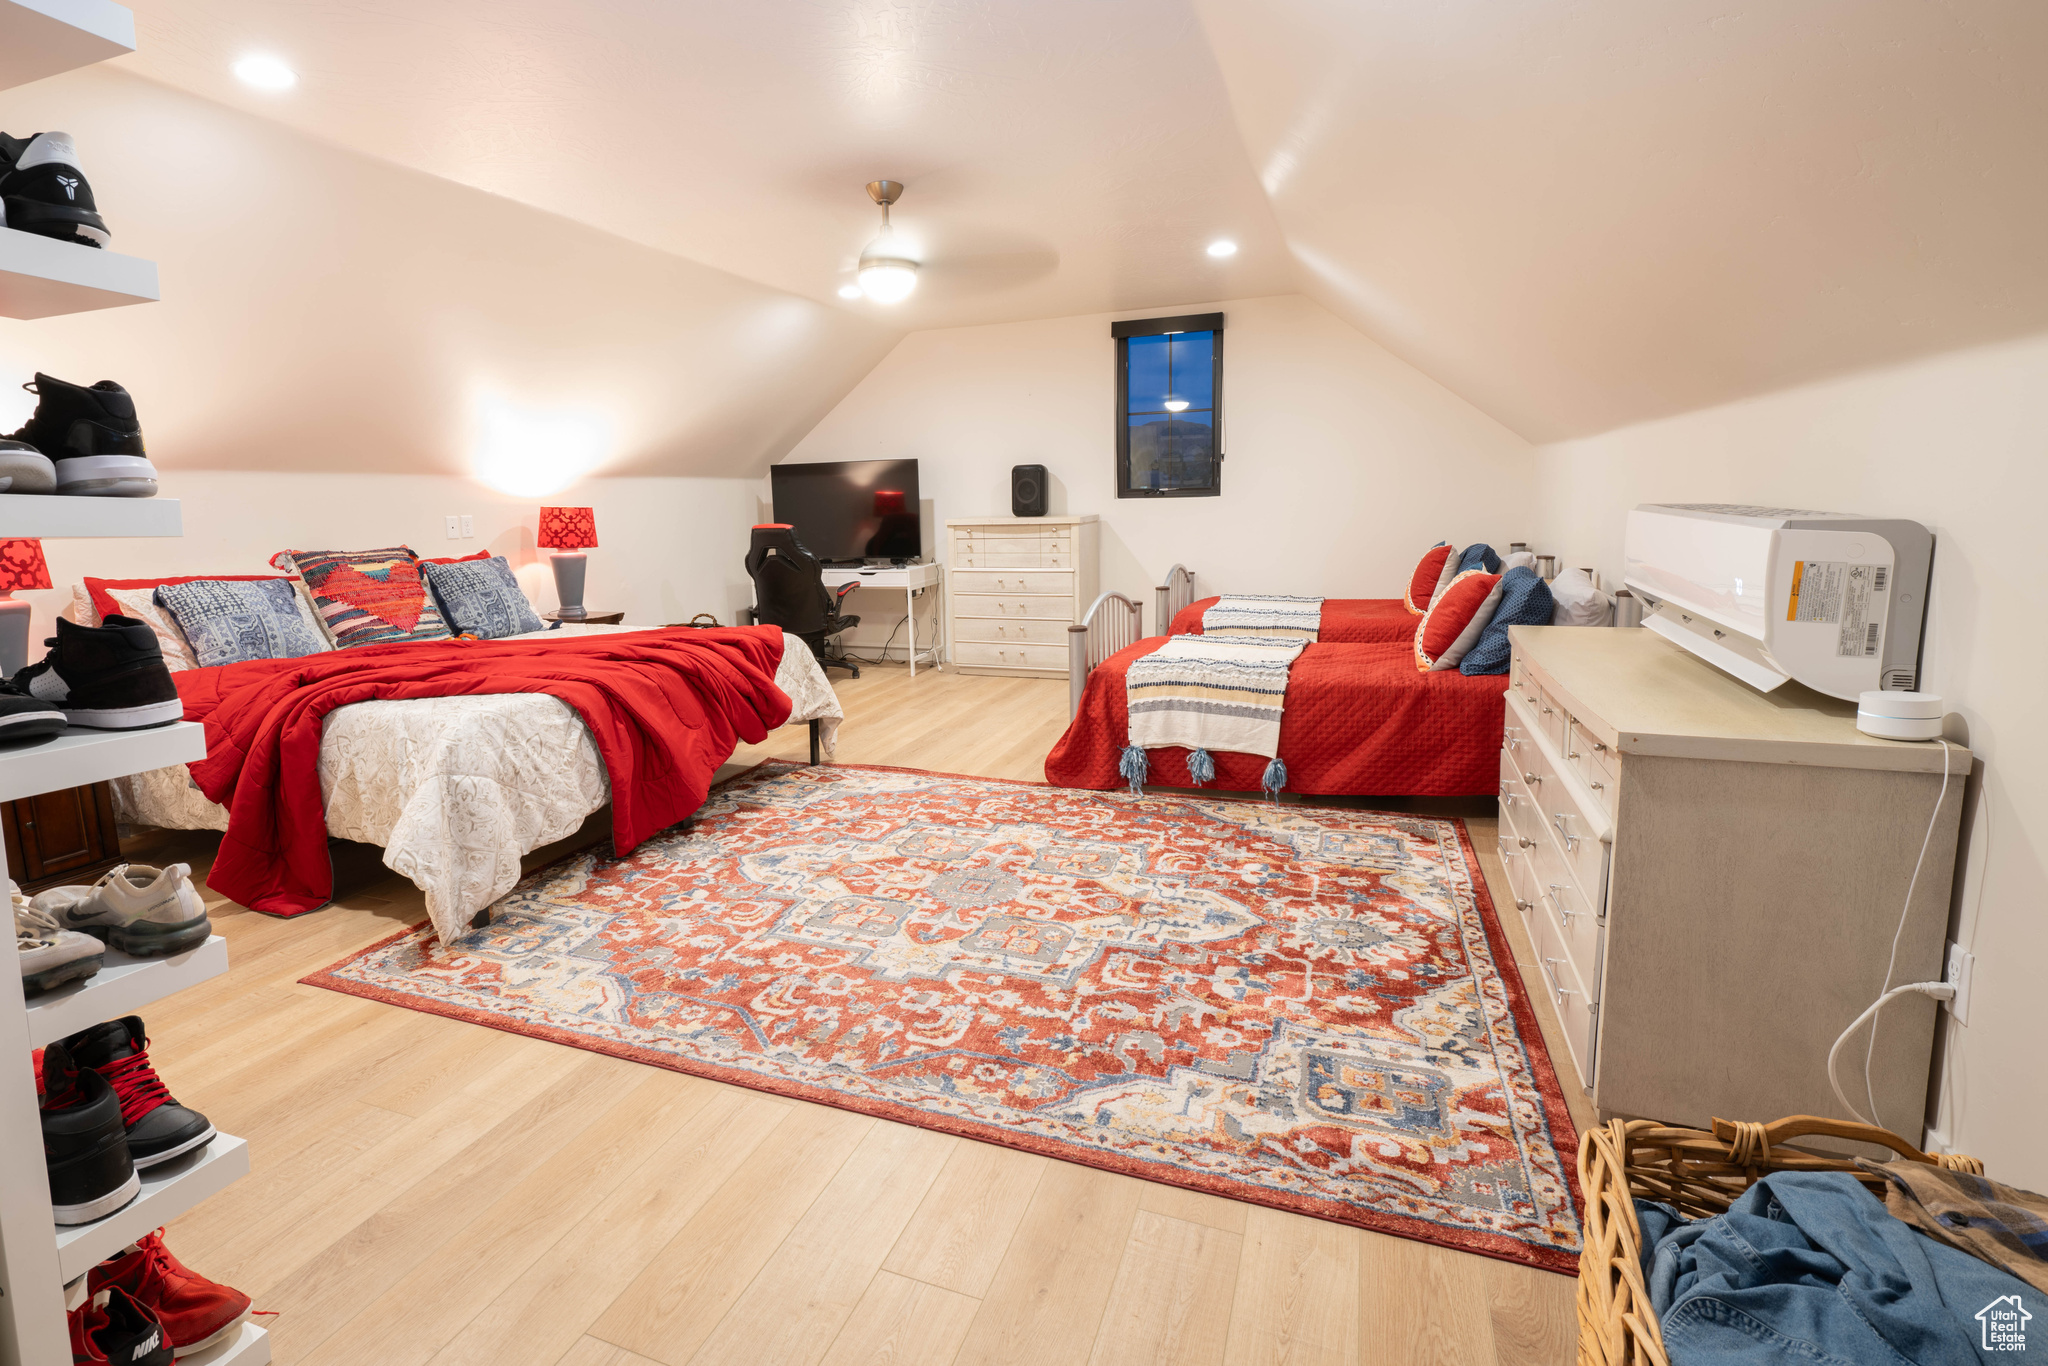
(460, 515), (474, 538)
(444, 515), (460, 539)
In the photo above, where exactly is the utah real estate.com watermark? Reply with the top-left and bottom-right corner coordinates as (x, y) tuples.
(1980, 1295), (2031, 1353)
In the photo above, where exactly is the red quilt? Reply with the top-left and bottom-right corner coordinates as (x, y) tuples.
(1170, 595), (1417, 643)
(1046, 638), (1507, 796)
(177, 626), (791, 917)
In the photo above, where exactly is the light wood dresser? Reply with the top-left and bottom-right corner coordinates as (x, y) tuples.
(1498, 625), (1969, 1133)
(945, 515), (1100, 677)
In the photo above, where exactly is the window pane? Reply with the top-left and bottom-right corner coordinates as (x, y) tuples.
(1126, 334), (1172, 412)
(1126, 414), (1217, 492)
(1167, 332), (1214, 411)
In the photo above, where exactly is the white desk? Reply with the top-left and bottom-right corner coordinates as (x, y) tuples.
(820, 562), (945, 676)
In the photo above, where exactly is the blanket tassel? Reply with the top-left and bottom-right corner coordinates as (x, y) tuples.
(1187, 747), (1215, 786)
(1261, 756), (1288, 803)
(1119, 744), (1149, 796)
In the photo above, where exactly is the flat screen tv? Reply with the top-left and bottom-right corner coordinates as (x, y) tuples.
(770, 459), (922, 565)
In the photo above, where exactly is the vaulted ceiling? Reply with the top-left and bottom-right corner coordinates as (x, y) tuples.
(78, 0), (2048, 442)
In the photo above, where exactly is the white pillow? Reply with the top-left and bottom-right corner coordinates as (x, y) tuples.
(1501, 550), (1538, 572)
(1549, 568), (1613, 627)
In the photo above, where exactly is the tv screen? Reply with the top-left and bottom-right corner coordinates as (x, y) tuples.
(770, 459), (922, 565)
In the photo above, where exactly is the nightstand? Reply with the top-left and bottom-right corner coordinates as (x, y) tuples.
(543, 609), (625, 626)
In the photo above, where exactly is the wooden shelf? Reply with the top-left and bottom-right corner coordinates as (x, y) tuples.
(0, 230), (158, 320)
(26, 935), (226, 1049)
(0, 0), (134, 95)
(55, 1134), (248, 1280)
(0, 721), (202, 804)
(0, 495), (180, 539)
(185, 1320), (270, 1365)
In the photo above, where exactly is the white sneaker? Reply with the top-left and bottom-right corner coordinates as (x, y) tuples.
(34, 863), (209, 957)
(13, 878), (103, 994)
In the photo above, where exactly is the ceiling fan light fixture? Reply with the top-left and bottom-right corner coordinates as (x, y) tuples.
(1162, 398), (1190, 412)
(853, 178), (918, 303)
(837, 284), (864, 299)
(1206, 239), (1238, 258)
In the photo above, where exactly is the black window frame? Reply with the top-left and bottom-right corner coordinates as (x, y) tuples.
(1113, 312), (1224, 499)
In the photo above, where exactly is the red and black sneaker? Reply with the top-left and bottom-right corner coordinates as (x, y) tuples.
(60, 1017), (213, 1168)
(69, 1285), (173, 1365)
(89, 1231), (250, 1357)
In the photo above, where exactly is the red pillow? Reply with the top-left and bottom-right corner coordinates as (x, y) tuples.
(1415, 570), (1505, 671)
(420, 550), (492, 566)
(1405, 542), (1455, 614)
(84, 574), (286, 623)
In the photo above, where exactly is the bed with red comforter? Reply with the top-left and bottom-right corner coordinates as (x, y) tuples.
(1045, 637), (1508, 796)
(1169, 596), (1416, 643)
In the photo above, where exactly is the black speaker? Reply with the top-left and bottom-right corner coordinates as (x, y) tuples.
(1011, 463), (1047, 517)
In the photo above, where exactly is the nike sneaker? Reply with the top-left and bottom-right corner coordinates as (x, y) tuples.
(0, 131), (110, 247)
(35, 863), (209, 956)
(37, 1040), (140, 1225)
(6, 374), (156, 497)
(0, 436), (56, 494)
(0, 677), (67, 746)
(14, 615), (182, 730)
(90, 1231), (251, 1357)
(14, 878), (101, 994)
(69, 1286), (173, 1366)
(60, 1017), (214, 1169)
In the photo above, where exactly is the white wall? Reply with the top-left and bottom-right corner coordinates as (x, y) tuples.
(780, 292), (1537, 653)
(1538, 330), (2048, 1186)
(18, 472), (763, 638)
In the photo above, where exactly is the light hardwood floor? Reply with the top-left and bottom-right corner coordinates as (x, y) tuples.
(133, 663), (1588, 1366)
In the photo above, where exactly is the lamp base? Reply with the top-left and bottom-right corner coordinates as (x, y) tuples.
(549, 552), (589, 620)
(0, 596), (30, 678)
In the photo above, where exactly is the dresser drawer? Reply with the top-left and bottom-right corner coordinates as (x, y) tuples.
(953, 548), (1075, 570)
(954, 530), (1072, 548)
(953, 641), (1067, 671)
(1497, 831), (1540, 925)
(1527, 897), (1598, 1090)
(954, 617), (1071, 646)
(1564, 715), (1619, 815)
(1506, 692), (1611, 909)
(952, 570), (1075, 596)
(951, 594), (1075, 621)
(1533, 860), (1603, 998)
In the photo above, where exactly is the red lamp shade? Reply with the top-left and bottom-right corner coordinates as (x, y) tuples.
(0, 539), (52, 594)
(537, 507), (597, 551)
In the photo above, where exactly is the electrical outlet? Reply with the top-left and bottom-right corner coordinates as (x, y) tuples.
(444, 515), (460, 539)
(1944, 942), (1974, 1025)
(460, 514), (474, 538)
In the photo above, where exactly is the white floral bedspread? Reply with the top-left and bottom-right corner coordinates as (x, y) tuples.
(112, 629), (841, 943)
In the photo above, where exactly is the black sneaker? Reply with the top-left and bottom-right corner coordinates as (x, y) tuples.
(0, 131), (110, 247)
(71, 1286), (174, 1366)
(6, 374), (156, 498)
(62, 1017), (215, 1169)
(38, 1040), (139, 1225)
(0, 678), (66, 745)
(14, 615), (181, 730)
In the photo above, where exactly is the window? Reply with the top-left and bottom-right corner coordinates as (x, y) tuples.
(1113, 312), (1222, 498)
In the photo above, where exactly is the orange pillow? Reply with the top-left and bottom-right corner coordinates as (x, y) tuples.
(1415, 570), (1505, 671)
(1404, 542), (1456, 614)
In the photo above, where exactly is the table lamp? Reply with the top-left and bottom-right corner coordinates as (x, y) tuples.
(0, 538), (50, 676)
(537, 506), (597, 621)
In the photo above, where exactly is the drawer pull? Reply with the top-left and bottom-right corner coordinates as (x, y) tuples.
(1541, 704), (1555, 716)
(1552, 812), (1580, 852)
(1515, 899), (1533, 913)
(1592, 740), (1609, 753)
(1589, 781), (1605, 792)
(1548, 884), (1579, 924)
(1538, 956), (1579, 1008)
(1523, 771), (1541, 786)
(1500, 791), (1515, 808)
(1517, 836), (1536, 850)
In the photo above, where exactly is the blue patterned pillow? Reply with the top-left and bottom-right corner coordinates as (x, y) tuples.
(1460, 567), (1553, 675)
(422, 556), (544, 639)
(1457, 543), (1503, 575)
(155, 578), (330, 667)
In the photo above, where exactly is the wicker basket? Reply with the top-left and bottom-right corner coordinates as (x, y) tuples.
(1574, 1114), (1985, 1366)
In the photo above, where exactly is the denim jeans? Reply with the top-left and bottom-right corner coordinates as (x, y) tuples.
(1636, 1171), (2034, 1365)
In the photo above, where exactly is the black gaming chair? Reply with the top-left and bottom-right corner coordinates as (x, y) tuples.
(745, 524), (862, 678)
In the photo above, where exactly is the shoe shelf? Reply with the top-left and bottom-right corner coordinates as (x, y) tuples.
(26, 934), (227, 1049)
(0, 0), (134, 96)
(186, 1320), (271, 1365)
(0, 492), (182, 540)
(54, 1132), (249, 1280)
(0, 229), (160, 320)
(0, 718), (203, 804)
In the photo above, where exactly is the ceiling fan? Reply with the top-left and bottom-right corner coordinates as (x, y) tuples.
(854, 180), (918, 303)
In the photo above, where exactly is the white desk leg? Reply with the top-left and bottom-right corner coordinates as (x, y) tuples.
(907, 582), (917, 678)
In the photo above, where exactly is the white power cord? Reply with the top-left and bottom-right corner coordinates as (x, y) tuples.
(1827, 738), (1953, 1131)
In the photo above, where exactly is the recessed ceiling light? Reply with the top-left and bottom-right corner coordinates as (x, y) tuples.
(1206, 240), (1238, 258)
(233, 54), (298, 90)
(837, 284), (863, 300)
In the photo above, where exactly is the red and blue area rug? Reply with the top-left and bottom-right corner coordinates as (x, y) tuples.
(306, 760), (1583, 1271)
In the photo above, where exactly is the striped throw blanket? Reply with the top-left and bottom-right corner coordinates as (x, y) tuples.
(1200, 595), (1324, 641)
(1122, 634), (1307, 794)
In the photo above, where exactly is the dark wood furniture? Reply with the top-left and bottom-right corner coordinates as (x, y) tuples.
(2, 781), (123, 894)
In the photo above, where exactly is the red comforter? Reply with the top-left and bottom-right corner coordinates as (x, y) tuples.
(1045, 638), (1507, 796)
(1170, 596), (1416, 643)
(178, 626), (791, 917)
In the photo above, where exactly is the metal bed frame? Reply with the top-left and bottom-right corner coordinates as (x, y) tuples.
(1066, 564), (1197, 715)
